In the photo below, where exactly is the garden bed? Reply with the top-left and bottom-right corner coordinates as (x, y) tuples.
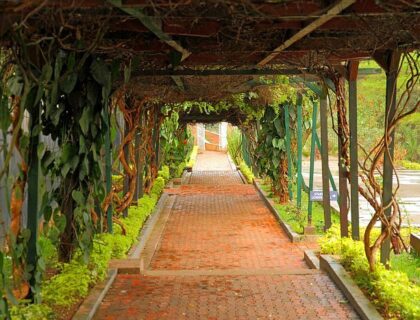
(255, 179), (339, 236)
(9, 171), (170, 320)
(319, 225), (420, 319)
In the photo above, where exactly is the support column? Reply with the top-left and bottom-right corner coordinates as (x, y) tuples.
(27, 109), (39, 295)
(296, 93), (303, 209)
(336, 76), (349, 238)
(320, 86), (332, 230)
(104, 105), (113, 233)
(378, 51), (401, 266)
(307, 100), (318, 226)
(348, 61), (360, 240)
(133, 130), (141, 201)
(123, 121), (129, 218)
(284, 104), (293, 200)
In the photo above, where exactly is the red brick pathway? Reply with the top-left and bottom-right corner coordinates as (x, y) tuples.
(94, 152), (359, 319)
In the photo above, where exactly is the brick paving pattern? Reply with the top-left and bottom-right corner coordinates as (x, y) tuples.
(94, 152), (360, 320)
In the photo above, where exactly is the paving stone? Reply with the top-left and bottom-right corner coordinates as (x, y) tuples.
(93, 152), (360, 320)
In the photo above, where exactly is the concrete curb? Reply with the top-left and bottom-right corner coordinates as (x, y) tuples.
(72, 269), (117, 320)
(129, 193), (169, 259)
(227, 154), (237, 171)
(303, 250), (320, 269)
(237, 168), (248, 184)
(253, 180), (302, 243)
(319, 255), (383, 320)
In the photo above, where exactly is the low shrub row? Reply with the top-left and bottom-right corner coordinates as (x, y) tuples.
(10, 172), (168, 320)
(186, 145), (198, 168)
(399, 160), (420, 170)
(239, 161), (254, 183)
(320, 225), (420, 319)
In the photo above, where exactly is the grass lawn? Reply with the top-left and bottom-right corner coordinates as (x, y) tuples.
(258, 180), (339, 234)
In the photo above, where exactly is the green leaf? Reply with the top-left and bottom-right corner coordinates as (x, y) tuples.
(61, 163), (71, 177)
(72, 190), (85, 205)
(37, 142), (45, 159)
(54, 52), (64, 80)
(67, 51), (76, 70)
(54, 215), (66, 233)
(0, 94), (10, 131)
(87, 81), (99, 106)
(61, 144), (77, 162)
(90, 59), (110, 87)
(79, 107), (92, 135)
(273, 117), (282, 135)
(60, 72), (78, 94)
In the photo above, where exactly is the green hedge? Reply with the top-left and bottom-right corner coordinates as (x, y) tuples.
(11, 174), (167, 319)
(239, 161), (254, 183)
(186, 146), (198, 168)
(320, 225), (420, 319)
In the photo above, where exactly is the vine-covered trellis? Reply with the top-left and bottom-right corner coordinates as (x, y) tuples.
(0, 0), (419, 317)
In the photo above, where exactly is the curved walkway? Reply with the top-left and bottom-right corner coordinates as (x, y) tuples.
(94, 151), (359, 320)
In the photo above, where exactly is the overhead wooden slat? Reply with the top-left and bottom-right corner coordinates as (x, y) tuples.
(257, 0), (357, 66)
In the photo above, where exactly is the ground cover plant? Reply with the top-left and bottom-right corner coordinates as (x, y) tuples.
(320, 225), (420, 319)
(8, 170), (169, 319)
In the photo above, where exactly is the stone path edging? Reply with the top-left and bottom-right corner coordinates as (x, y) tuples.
(72, 269), (117, 320)
(253, 180), (302, 242)
(73, 192), (171, 319)
(320, 255), (383, 320)
(129, 192), (169, 258)
(304, 249), (320, 269)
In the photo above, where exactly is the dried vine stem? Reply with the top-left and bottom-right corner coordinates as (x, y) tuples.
(361, 53), (418, 270)
(317, 54), (418, 271)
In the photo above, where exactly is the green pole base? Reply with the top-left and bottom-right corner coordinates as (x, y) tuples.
(304, 225), (316, 235)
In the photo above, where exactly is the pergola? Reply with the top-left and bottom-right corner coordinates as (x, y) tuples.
(0, 0), (419, 277)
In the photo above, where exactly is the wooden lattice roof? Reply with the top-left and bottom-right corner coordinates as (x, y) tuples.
(0, 0), (419, 103)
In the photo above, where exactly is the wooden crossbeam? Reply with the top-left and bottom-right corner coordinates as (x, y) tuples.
(132, 68), (380, 77)
(107, 0), (190, 90)
(107, 0), (191, 60)
(257, 0), (357, 66)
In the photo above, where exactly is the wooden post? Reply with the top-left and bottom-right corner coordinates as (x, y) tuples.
(123, 121), (129, 217)
(307, 100), (318, 225)
(133, 130), (141, 201)
(376, 51), (401, 266)
(336, 76), (349, 238)
(104, 104), (113, 233)
(27, 109), (40, 295)
(319, 86), (332, 230)
(348, 61), (360, 240)
(296, 93), (303, 209)
(134, 111), (144, 200)
(284, 104), (293, 200)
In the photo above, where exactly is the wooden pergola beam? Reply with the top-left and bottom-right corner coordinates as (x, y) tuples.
(108, 1), (191, 60)
(131, 68), (380, 77)
(257, 0), (357, 66)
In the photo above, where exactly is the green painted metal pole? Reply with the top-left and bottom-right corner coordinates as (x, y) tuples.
(320, 87), (332, 230)
(308, 100), (318, 225)
(380, 51), (401, 266)
(284, 104), (293, 200)
(27, 109), (40, 296)
(314, 133), (338, 194)
(348, 61), (360, 240)
(296, 93), (303, 209)
(104, 105), (113, 233)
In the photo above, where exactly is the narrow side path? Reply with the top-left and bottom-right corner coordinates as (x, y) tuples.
(94, 151), (359, 320)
